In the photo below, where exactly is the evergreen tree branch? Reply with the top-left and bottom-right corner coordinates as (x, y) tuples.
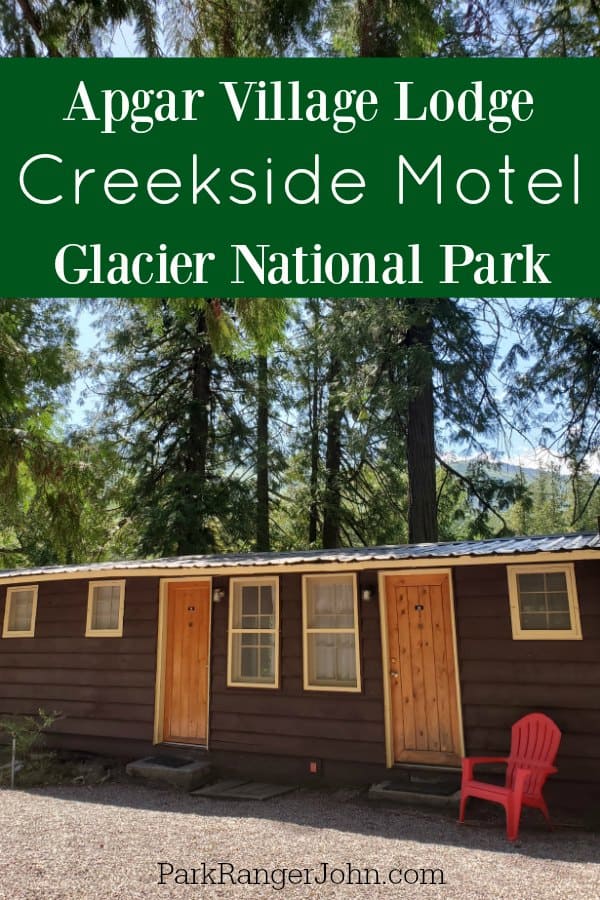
(15, 0), (62, 56)
(436, 453), (509, 531)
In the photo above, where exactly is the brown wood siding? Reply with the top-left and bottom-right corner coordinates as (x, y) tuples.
(209, 572), (386, 767)
(0, 577), (158, 751)
(1, 556), (598, 801)
(454, 561), (600, 784)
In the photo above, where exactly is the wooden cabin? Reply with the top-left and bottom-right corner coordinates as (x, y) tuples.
(1, 533), (599, 808)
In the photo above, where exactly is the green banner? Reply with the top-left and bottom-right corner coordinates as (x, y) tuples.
(1, 58), (597, 297)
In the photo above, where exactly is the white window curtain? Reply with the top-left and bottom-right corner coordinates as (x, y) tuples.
(8, 590), (34, 632)
(305, 577), (358, 688)
(91, 585), (121, 631)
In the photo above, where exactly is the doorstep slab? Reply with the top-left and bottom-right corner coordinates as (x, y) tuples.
(126, 756), (211, 791)
(369, 779), (461, 808)
(192, 780), (297, 800)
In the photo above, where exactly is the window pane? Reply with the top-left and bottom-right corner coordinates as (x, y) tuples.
(8, 590), (34, 632)
(241, 645), (258, 679)
(545, 572), (567, 592)
(549, 612), (571, 629)
(231, 633), (275, 684)
(520, 592), (549, 613)
(238, 585), (258, 628)
(520, 612), (544, 630)
(307, 580), (354, 629)
(307, 633), (357, 687)
(258, 586), (274, 627)
(259, 645), (274, 680)
(516, 570), (573, 632)
(91, 585), (120, 630)
(518, 573), (545, 593)
(242, 586), (258, 614)
(234, 585), (275, 629)
(546, 592), (569, 612)
(521, 611), (571, 631)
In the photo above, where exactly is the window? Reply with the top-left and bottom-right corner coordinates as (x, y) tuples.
(507, 564), (582, 640)
(228, 578), (279, 687)
(86, 580), (125, 637)
(302, 574), (361, 691)
(2, 585), (38, 637)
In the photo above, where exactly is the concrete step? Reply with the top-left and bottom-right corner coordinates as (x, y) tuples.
(126, 755), (211, 791)
(369, 768), (462, 808)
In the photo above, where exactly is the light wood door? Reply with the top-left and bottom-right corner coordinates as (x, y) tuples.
(163, 581), (210, 744)
(385, 573), (462, 766)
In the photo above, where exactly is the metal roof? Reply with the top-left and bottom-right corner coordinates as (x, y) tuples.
(1, 532), (599, 580)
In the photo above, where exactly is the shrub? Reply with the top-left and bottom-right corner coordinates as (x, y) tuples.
(0, 708), (62, 759)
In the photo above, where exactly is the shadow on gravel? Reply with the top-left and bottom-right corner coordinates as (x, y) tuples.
(17, 782), (600, 865)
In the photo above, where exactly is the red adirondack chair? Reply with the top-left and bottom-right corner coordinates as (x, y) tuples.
(458, 712), (561, 841)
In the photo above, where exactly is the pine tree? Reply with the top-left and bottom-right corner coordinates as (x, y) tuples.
(1, 0), (159, 57)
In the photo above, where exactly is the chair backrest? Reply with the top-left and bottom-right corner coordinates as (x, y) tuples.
(505, 713), (561, 796)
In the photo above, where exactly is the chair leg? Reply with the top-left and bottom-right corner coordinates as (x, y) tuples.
(458, 793), (469, 823)
(506, 797), (523, 842)
(539, 799), (553, 830)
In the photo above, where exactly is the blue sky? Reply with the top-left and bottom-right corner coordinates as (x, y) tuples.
(69, 303), (100, 425)
(69, 299), (550, 465)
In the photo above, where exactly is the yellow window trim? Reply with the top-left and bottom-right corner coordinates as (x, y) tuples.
(2, 585), (38, 638)
(302, 572), (362, 693)
(85, 579), (126, 637)
(507, 563), (582, 640)
(227, 576), (280, 689)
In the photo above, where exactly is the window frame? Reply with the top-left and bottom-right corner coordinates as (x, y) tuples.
(302, 573), (362, 693)
(2, 585), (38, 638)
(85, 580), (126, 638)
(227, 576), (280, 689)
(507, 563), (582, 641)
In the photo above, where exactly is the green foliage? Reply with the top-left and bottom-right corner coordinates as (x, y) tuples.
(1, 4), (598, 559)
(505, 299), (600, 528)
(0, 0), (159, 57)
(89, 299), (289, 556)
(325, 0), (442, 57)
(0, 708), (61, 758)
(163, 0), (320, 56)
(0, 300), (89, 567)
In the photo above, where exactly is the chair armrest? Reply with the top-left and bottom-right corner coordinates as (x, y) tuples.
(511, 762), (558, 797)
(461, 756), (508, 781)
(514, 762), (558, 776)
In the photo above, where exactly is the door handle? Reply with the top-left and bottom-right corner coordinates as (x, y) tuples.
(390, 671), (399, 677)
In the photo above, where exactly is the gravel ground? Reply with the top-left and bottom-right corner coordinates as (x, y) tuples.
(0, 783), (599, 900)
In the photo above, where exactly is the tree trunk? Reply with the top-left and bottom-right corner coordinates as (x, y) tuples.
(322, 355), (343, 548)
(307, 301), (321, 545)
(180, 309), (213, 554)
(405, 314), (438, 543)
(256, 353), (270, 551)
(357, 0), (379, 56)
(356, 5), (439, 544)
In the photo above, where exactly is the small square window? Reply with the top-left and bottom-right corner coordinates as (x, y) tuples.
(86, 581), (125, 637)
(228, 578), (279, 687)
(302, 575), (361, 691)
(2, 586), (38, 638)
(507, 565), (582, 640)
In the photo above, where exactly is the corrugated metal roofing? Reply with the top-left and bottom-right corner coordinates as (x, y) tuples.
(1, 532), (599, 580)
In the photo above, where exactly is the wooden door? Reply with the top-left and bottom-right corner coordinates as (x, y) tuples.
(162, 581), (210, 744)
(385, 573), (462, 766)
